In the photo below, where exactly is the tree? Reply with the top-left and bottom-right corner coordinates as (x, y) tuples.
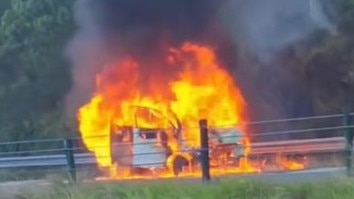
(0, 0), (75, 151)
(0, 0), (10, 16)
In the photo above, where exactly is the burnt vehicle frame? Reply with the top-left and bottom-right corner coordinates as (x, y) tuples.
(109, 105), (245, 176)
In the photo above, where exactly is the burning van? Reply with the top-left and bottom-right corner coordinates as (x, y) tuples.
(77, 43), (255, 178)
(109, 106), (246, 177)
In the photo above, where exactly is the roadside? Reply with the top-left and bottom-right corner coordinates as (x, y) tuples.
(0, 167), (347, 198)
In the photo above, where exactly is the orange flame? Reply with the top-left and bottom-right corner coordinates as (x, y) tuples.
(78, 42), (258, 179)
(276, 154), (306, 171)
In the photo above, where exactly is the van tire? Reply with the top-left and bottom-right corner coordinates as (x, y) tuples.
(172, 155), (189, 176)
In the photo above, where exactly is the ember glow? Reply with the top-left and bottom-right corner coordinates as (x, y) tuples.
(77, 42), (303, 180)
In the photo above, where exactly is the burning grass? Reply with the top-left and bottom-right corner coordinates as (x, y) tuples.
(13, 177), (354, 199)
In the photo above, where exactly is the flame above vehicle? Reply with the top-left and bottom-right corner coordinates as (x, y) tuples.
(77, 42), (303, 179)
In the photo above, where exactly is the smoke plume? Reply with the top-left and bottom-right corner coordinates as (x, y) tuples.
(65, 0), (337, 126)
(219, 0), (336, 125)
(220, 0), (336, 62)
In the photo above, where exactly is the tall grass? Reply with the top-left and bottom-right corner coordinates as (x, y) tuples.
(15, 177), (354, 199)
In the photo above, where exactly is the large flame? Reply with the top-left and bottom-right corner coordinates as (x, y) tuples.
(77, 42), (302, 179)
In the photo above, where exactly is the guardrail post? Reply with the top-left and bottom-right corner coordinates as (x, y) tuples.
(64, 138), (77, 183)
(343, 108), (353, 176)
(199, 119), (210, 182)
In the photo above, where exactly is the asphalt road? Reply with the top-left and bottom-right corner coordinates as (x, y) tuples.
(0, 167), (347, 198)
(223, 167), (346, 184)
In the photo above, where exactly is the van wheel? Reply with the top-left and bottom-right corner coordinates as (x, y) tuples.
(172, 155), (189, 176)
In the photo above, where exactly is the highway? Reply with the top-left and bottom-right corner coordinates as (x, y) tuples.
(0, 135), (346, 197)
(0, 137), (345, 169)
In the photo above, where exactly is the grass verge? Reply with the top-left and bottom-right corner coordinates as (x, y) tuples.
(14, 177), (354, 199)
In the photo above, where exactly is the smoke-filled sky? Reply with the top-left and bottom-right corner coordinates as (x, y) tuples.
(220, 0), (336, 61)
(66, 0), (336, 121)
(73, 0), (224, 56)
(218, 0), (336, 122)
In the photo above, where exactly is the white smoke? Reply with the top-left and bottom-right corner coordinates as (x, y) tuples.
(219, 0), (337, 62)
(64, 0), (107, 119)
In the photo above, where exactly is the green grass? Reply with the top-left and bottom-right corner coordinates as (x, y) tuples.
(14, 178), (354, 199)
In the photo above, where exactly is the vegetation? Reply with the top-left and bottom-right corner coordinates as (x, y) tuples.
(0, 0), (354, 147)
(0, 0), (74, 151)
(11, 179), (354, 199)
(0, 2), (353, 198)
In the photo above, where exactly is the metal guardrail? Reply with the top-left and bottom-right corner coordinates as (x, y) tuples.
(251, 137), (344, 154)
(0, 137), (345, 169)
(0, 111), (353, 182)
(0, 153), (95, 169)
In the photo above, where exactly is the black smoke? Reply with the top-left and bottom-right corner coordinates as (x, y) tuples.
(65, 0), (232, 119)
(74, 0), (226, 56)
(66, 0), (337, 139)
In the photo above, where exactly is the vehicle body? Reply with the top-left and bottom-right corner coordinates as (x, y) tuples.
(109, 106), (245, 176)
(209, 127), (245, 167)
